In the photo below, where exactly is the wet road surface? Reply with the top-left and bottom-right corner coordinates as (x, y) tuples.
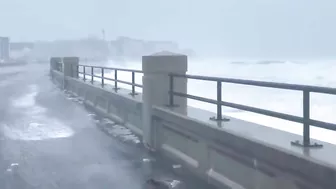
(0, 64), (216, 189)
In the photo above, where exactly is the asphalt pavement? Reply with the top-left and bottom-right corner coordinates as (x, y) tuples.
(0, 64), (216, 189)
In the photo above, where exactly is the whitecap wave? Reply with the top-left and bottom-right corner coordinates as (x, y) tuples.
(113, 59), (336, 144)
(5, 84), (74, 140)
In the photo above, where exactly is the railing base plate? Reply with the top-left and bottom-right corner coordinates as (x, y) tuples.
(129, 92), (138, 96)
(165, 104), (179, 108)
(210, 116), (230, 122)
(113, 87), (120, 91)
(290, 140), (323, 148)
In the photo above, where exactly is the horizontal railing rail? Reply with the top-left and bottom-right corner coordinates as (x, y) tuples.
(169, 73), (336, 148)
(75, 64), (143, 96)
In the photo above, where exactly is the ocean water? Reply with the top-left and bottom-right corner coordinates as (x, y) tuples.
(95, 58), (336, 145)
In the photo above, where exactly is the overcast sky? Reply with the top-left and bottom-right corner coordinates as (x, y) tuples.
(1, 0), (335, 58)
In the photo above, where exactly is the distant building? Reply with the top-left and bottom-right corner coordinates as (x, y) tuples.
(110, 36), (182, 60)
(10, 42), (34, 51)
(0, 37), (10, 62)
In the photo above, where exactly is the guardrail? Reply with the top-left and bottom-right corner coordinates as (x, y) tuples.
(75, 64), (143, 96)
(168, 73), (336, 148)
(63, 63), (336, 148)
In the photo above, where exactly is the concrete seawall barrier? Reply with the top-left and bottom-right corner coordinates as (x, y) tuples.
(0, 61), (27, 67)
(50, 55), (336, 189)
(52, 70), (143, 136)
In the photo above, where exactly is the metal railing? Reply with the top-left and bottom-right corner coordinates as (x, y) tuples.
(75, 64), (143, 96)
(169, 73), (336, 148)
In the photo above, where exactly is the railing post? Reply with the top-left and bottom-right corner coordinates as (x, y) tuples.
(303, 90), (310, 146)
(113, 70), (119, 91)
(129, 71), (138, 96)
(101, 68), (104, 87)
(216, 81), (222, 120)
(91, 67), (94, 84)
(169, 74), (174, 106)
(210, 81), (230, 121)
(83, 66), (86, 81)
(291, 90), (322, 148)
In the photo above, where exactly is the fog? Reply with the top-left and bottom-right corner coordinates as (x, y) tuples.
(1, 0), (336, 59)
(1, 1), (336, 188)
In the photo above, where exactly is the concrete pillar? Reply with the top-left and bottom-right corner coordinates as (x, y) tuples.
(142, 51), (188, 150)
(63, 57), (79, 78)
(49, 57), (62, 79)
(62, 57), (79, 90)
(50, 57), (62, 71)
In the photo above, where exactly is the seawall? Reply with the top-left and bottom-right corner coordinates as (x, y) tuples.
(50, 56), (336, 189)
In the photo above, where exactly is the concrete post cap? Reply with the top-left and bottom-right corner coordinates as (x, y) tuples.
(142, 51), (188, 73)
(145, 51), (187, 57)
(63, 57), (79, 63)
(50, 57), (62, 63)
